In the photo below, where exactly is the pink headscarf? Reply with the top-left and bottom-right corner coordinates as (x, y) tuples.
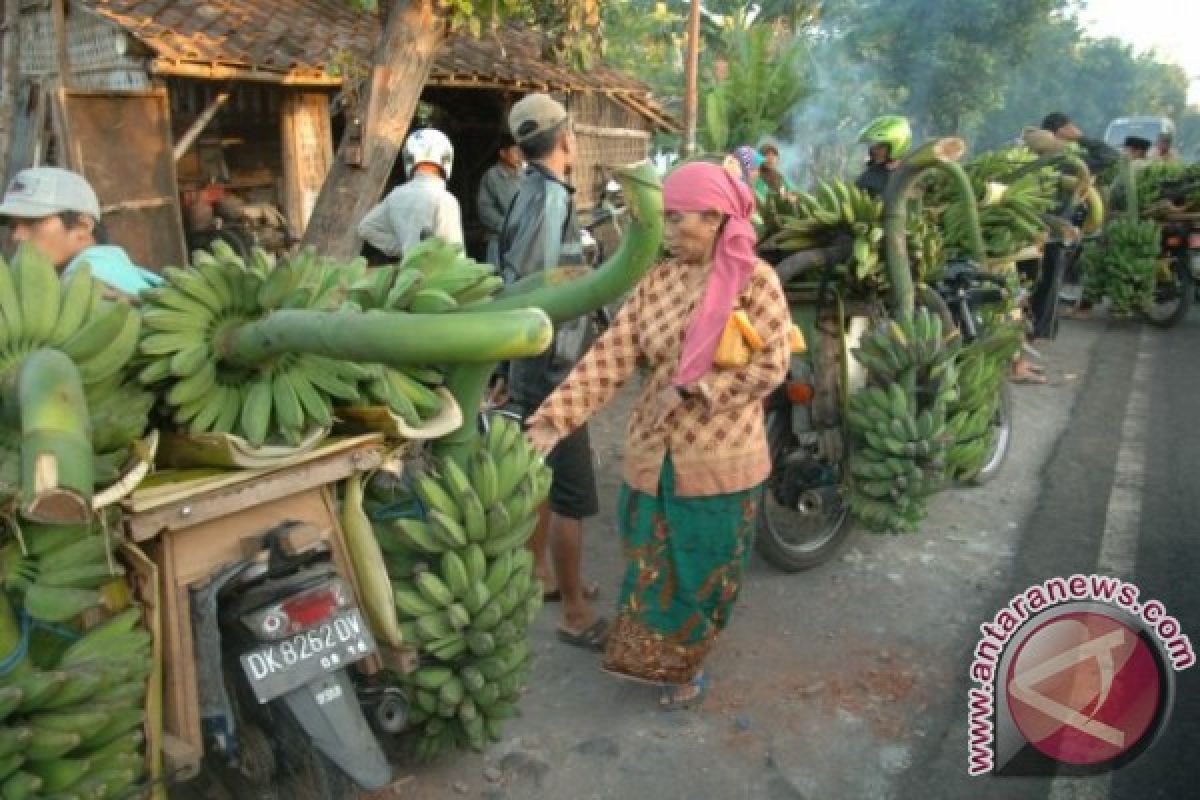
(663, 161), (759, 385)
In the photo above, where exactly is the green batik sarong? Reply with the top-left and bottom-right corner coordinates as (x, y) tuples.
(602, 457), (760, 685)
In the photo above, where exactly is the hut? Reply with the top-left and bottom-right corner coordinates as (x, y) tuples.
(10, 0), (678, 267)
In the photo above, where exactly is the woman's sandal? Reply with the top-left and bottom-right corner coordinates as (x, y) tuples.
(659, 672), (708, 712)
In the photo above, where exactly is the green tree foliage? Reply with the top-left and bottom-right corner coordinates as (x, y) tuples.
(823, 0), (1068, 136)
(972, 14), (1190, 150)
(698, 16), (815, 151)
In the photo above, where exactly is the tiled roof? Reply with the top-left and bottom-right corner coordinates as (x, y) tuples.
(82, 0), (655, 94)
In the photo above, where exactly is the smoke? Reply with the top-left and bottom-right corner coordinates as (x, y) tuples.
(769, 31), (897, 187)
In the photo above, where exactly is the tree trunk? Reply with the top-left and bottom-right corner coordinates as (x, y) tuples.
(300, 0), (446, 258)
(0, 0), (21, 180)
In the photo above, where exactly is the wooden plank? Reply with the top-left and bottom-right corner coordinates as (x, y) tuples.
(574, 123), (653, 139)
(56, 87), (187, 269)
(151, 58), (342, 87)
(128, 434), (383, 512)
(100, 196), (171, 214)
(126, 441), (383, 541)
(172, 89), (231, 161)
(280, 91), (334, 238)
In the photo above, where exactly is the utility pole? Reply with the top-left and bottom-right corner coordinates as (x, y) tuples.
(681, 0), (700, 156)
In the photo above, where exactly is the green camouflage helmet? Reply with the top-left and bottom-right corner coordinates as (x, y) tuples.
(858, 115), (912, 158)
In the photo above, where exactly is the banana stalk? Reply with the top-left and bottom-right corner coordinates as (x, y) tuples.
(1122, 155), (1139, 222)
(883, 138), (976, 320)
(436, 164), (665, 463)
(219, 308), (554, 368)
(15, 350), (94, 524)
(487, 164), (664, 323)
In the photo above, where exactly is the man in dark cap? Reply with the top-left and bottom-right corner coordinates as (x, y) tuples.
(477, 132), (524, 266)
(1041, 112), (1119, 175)
(1123, 135), (1152, 164)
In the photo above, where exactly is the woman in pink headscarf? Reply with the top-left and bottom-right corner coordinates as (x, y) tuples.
(526, 162), (790, 710)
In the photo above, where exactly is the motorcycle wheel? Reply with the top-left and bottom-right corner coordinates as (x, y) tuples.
(1144, 256), (1194, 329)
(965, 381), (1013, 486)
(754, 410), (854, 572)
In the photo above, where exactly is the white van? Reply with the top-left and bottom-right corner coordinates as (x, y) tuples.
(1103, 116), (1175, 149)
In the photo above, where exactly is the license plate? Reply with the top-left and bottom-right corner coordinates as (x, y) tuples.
(240, 608), (376, 704)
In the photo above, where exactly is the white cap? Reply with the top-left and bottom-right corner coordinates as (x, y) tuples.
(0, 167), (101, 219)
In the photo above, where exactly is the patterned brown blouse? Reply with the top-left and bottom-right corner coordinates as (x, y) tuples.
(528, 257), (791, 498)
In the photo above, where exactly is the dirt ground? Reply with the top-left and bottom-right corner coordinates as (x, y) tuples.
(374, 323), (1100, 800)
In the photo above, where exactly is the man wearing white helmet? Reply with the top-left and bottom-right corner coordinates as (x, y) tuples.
(357, 128), (464, 258)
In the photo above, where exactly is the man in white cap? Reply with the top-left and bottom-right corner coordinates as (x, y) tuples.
(0, 167), (161, 296)
(499, 93), (606, 651)
(358, 128), (463, 259)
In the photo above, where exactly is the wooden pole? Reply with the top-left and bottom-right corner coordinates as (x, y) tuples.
(0, 0), (21, 180)
(51, 0), (70, 89)
(681, 0), (700, 156)
(173, 90), (231, 161)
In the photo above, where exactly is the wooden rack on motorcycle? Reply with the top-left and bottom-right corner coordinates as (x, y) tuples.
(752, 135), (1101, 572)
(0, 165), (665, 798)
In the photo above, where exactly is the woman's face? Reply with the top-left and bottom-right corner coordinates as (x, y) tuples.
(665, 210), (720, 265)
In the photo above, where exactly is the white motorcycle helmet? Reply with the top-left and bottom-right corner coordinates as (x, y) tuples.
(402, 128), (454, 180)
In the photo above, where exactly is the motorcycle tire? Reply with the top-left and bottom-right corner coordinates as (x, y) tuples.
(1144, 256), (1194, 329)
(754, 409), (854, 572)
(964, 380), (1013, 487)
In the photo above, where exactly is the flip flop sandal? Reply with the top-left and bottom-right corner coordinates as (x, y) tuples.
(659, 672), (708, 712)
(556, 618), (610, 652)
(1010, 371), (1048, 385)
(544, 582), (601, 603)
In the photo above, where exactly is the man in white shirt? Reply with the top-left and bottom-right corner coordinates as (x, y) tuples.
(358, 128), (463, 258)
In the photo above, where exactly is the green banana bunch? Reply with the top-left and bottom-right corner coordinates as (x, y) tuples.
(1079, 218), (1161, 314)
(907, 211), (947, 285)
(761, 178), (887, 292)
(0, 542), (151, 799)
(849, 307), (959, 384)
(375, 415), (549, 759)
(941, 321), (1022, 482)
(347, 241), (504, 315)
(137, 242), (374, 446)
(845, 310), (963, 532)
(0, 246), (151, 502)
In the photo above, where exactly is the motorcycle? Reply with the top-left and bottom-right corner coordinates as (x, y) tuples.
(1144, 216), (1197, 327)
(190, 520), (397, 798)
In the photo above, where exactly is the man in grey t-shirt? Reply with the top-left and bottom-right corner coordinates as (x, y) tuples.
(477, 133), (524, 266)
(499, 94), (605, 651)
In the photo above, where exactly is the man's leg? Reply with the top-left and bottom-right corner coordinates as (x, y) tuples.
(550, 512), (594, 632)
(544, 425), (604, 641)
(527, 504), (554, 592)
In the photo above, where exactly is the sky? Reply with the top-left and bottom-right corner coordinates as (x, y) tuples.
(1079, 0), (1200, 105)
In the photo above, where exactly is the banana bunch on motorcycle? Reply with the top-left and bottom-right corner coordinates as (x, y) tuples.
(846, 308), (961, 532)
(370, 415), (550, 759)
(764, 179), (886, 284)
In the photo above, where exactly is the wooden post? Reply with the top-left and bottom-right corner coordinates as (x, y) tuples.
(280, 91), (334, 239)
(51, 0), (69, 89)
(681, 0), (700, 156)
(0, 0), (21, 180)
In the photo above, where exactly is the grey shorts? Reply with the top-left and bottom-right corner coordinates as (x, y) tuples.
(545, 424), (600, 520)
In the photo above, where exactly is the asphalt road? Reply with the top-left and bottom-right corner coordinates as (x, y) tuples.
(898, 312), (1200, 800)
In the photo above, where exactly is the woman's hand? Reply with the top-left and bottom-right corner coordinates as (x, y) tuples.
(525, 420), (562, 456)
